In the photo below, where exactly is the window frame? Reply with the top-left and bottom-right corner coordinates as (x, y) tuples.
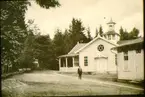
(84, 56), (88, 66)
(123, 51), (129, 71)
(124, 51), (128, 61)
(98, 44), (104, 52)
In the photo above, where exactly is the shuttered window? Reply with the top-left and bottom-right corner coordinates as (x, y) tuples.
(84, 56), (88, 66)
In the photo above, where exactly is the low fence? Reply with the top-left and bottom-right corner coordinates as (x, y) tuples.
(1, 68), (32, 79)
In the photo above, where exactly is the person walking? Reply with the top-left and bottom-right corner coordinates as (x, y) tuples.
(77, 66), (82, 80)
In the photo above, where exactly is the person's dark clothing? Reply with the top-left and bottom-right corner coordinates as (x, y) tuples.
(78, 67), (82, 79)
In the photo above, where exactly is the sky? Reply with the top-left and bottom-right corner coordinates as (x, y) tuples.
(25, 0), (143, 39)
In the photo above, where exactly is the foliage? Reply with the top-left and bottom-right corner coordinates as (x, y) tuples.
(53, 18), (92, 55)
(1, 1), (29, 71)
(1, 0), (60, 72)
(99, 25), (103, 37)
(53, 29), (66, 56)
(129, 27), (139, 39)
(63, 29), (73, 53)
(119, 27), (140, 40)
(95, 28), (99, 38)
(33, 35), (55, 69)
(86, 27), (93, 42)
(35, 0), (60, 9)
(68, 18), (88, 48)
(119, 26), (124, 40)
(18, 31), (35, 69)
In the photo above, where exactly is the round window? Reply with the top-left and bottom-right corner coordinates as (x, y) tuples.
(98, 44), (104, 52)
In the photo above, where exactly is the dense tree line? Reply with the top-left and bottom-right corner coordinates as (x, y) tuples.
(1, 0), (60, 73)
(119, 26), (140, 41)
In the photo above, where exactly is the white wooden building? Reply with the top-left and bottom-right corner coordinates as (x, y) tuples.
(112, 38), (144, 81)
(58, 19), (120, 74)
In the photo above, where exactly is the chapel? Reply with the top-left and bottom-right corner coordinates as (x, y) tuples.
(58, 18), (120, 74)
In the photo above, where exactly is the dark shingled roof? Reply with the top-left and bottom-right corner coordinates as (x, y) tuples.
(58, 43), (86, 58)
(111, 37), (144, 50)
(117, 37), (144, 46)
(68, 43), (87, 54)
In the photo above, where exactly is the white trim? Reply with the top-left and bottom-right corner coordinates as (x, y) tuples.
(75, 36), (118, 53)
(72, 57), (74, 67)
(59, 58), (61, 69)
(65, 58), (68, 72)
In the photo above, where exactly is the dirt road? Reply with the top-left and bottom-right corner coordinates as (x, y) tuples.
(2, 70), (144, 96)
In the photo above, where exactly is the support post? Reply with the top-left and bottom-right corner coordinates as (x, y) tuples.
(65, 57), (68, 72)
(72, 57), (75, 67)
(59, 58), (61, 70)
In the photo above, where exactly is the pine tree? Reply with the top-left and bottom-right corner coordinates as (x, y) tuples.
(68, 18), (88, 47)
(99, 25), (103, 37)
(129, 27), (139, 39)
(86, 27), (93, 42)
(95, 28), (99, 38)
(119, 26), (124, 40)
(119, 26), (140, 40)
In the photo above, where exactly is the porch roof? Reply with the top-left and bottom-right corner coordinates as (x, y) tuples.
(58, 54), (79, 58)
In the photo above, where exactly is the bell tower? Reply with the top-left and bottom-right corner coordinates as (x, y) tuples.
(107, 18), (116, 31)
(103, 18), (120, 43)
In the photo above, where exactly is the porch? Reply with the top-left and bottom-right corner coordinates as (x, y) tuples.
(58, 54), (79, 72)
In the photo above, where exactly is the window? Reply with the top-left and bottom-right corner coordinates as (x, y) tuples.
(123, 52), (129, 71)
(136, 49), (141, 54)
(98, 44), (104, 52)
(84, 56), (88, 66)
(124, 51), (128, 60)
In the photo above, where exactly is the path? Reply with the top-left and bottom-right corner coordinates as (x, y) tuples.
(56, 73), (144, 91)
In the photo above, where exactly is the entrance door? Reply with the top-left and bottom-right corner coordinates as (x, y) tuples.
(95, 58), (108, 73)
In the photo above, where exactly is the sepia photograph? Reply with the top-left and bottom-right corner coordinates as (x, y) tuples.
(1, 0), (144, 96)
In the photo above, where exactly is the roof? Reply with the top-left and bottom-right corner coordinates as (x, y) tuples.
(112, 37), (144, 49)
(68, 43), (87, 54)
(75, 35), (118, 53)
(104, 30), (120, 36)
(107, 18), (116, 24)
(117, 37), (143, 46)
(58, 42), (86, 58)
